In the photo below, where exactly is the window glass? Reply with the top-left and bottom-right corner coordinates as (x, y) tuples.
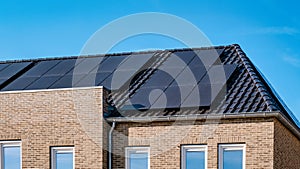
(219, 144), (245, 169)
(56, 152), (73, 169)
(223, 149), (243, 169)
(51, 147), (74, 169)
(186, 150), (205, 169)
(182, 145), (207, 169)
(3, 146), (21, 169)
(126, 147), (149, 169)
(129, 152), (148, 169)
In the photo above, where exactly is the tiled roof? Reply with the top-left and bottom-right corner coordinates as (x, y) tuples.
(0, 44), (298, 127)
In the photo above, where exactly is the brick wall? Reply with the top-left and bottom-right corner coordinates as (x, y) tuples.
(112, 118), (275, 169)
(0, 87), (106, 169)
(1, 86), (299, 169)
(274, 119), (300, 169)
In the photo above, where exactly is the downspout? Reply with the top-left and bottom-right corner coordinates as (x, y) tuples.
(109, 121), (116, 169)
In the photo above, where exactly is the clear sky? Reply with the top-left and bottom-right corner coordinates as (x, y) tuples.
(0, 0), (299, 120)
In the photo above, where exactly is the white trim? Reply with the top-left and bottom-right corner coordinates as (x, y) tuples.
(218, 144), (246, 169)
(181, 145), (207, 169)
(0, 141), (22, 169)
(0, 86), (103, 94)
(51, 147), (75, 169)
(125, 147), (150, 169)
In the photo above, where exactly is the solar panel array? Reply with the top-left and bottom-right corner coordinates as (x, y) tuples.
(1, 53), (154, 91)
(127, 48), (237, 110)
(0, 48), (237, 110)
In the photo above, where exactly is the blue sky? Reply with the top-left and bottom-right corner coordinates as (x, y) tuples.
(0, 0), (300, 120)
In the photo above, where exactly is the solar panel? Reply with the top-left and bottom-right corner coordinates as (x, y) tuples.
(97, 53), (154, 90)
(181, 84), (212, 107)
(181, 64), (237, 107)
(72, 57), (106, 75)
(44, 59), (77, 76)
(149, 85), (193, 109)
(25, 76), (61, 90)
(22, 60), (60, 77)
(97, 55), (127, 72)
(116, 53), (153, 71)
(0, 63), (10, 72)
(140, 69), (178, 89)
(108, 70), (139, 90)
(129, 87), (163, 109)
(48, 74), (86, 89)
(169, 66), (208, 87)
(74, 73), (108, 87)
(0, 62), (32, 78)
(2, 77), (40, 91)
(199, 64), (237, 85)
(160, 51), (196, 68)
(187, 48), (224, 68)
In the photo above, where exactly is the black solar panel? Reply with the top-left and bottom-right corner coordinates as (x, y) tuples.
(97, 55), (127, 72)
(0, 62), (32, 78)
(0, 62), (33, 90)
(199, 64), (237, 85)
(96, 53), (154, 90)
(0, 64), (10, 72)
(139, 69), (177, 89)
(116, 53), (153, 71)
(25, 76), (61, 90)
(45, 59), (77, 76)
(172, 50), (198, 63)
(2, 77), (40, 91)
(160, 51), (196, 68)
(22, 60), (60, 77)
(72, 57), (105, 75)
(169, 66), (208, 87)
(181, 64), (237, 107)
(108, 70), (138, 90)
(187, 48), (224, 68)
(149, 85), (192, 109)
(49, 74), (86, 89)
(129, 87), (160, 109)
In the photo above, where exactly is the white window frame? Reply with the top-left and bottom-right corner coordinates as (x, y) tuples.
(0, 141), (22, 169)
(218, 144), (246, 169)
(51, 147), (75, 169)
(125, 147), (150, 169)
(181, 145), (207, 169)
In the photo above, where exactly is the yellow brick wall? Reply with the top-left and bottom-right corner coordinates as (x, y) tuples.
(0, 87), (106, 169)
(274, 119), (300, 169)
(112, 118), (275, 169)
(1, 86), (299, 169)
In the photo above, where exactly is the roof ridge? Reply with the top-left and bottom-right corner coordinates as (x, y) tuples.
(232, 44), (279, 112)
(0, 45), (230, 64)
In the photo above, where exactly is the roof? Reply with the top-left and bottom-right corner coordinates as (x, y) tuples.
(0, 44), (299, 128)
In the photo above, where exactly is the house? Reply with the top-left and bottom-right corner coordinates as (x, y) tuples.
(0, 44), (299, 168)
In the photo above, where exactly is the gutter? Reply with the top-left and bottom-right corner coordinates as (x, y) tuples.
(108, 121), (116, 169)
(106, 111), (300, 140)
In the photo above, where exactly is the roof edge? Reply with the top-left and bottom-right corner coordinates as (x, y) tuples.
(0, 45), (230, 64)
(232, 44), (300, 127)
(232, 44), (278, 112)
(106, 111), (300, 140)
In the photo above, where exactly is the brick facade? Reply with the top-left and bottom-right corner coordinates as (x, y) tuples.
(112, 118), (275, 169)
(0, 87), (299, 168)
(0, 87), (107, 169)
(274, 119), (300, 169)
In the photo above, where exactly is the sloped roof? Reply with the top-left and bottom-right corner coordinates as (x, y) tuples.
(0, 44), (299, 128)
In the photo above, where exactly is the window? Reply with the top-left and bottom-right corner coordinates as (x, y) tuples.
(0, 141), (21, 169)
(219, 144), (246, 169)
(181, 145), (207, 169)
(51, 147), (74, 169)
(125, 147), (150, 169)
